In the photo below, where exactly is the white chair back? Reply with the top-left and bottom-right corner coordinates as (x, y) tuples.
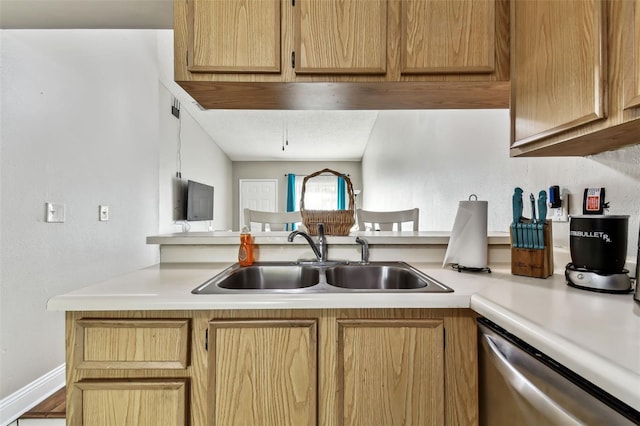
(243, 209), (304, 232)
(357, 208), (419, 231)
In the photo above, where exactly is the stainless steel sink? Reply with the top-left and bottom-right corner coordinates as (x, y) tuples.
(325, 263), (446, 290)
(192, 262), (320, 293)
(192, 261), (453, 294)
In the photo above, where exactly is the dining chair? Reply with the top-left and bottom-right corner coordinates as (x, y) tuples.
(243, 208), (304, 232)
(357, 208), (419, 231)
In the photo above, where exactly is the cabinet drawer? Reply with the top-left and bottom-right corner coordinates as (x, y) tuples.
(70, 379), (189, 426)
(75, 319), (191, 369)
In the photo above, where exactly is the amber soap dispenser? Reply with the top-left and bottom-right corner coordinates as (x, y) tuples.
(238, 227), (254, 266)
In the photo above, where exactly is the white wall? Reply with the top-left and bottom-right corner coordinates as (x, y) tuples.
(157, 89), (233, 233)
(0, 30), (162, 401)
(362, 109), (640, 259)
(0, 29), (236, 414)
(156, 31), (233, 234)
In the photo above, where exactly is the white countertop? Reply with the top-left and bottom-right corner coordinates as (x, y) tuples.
(147, 230), (512, 246)
(45, 262), (488, 311)
(470, 272), (640, 412)
(47, 260), (640, 411)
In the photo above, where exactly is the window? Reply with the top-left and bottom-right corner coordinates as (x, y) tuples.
(294, 175), (344, 210)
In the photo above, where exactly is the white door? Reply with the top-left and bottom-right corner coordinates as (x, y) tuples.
(239, 179), (278, 231)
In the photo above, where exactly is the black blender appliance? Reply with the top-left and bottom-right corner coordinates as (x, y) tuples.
(566, 189), (632, 292)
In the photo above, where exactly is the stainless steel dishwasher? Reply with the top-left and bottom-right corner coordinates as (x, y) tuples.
(478, 318), (640, 425)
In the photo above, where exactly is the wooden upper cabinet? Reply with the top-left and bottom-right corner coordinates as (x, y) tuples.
(401, 0), (495, 74)
(174, 0), (510, 108)
(188, 0), (281, 73)
(511, 0), (607, 147)
(624, 0), (640, 109)
(294, 0), (387, 74)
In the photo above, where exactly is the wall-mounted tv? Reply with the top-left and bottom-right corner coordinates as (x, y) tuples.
(186, 180), (214, 221)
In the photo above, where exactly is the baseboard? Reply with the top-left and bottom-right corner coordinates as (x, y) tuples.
(0, 364), (65, 426)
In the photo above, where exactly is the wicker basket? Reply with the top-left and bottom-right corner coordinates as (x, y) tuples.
(300, 168), (355, 236)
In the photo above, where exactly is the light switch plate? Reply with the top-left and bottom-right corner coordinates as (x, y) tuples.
(99, 205), (109, 221)
(46, 203), (65, 223)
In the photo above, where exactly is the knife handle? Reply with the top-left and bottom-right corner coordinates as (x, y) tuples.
(538, 223), (545, 249)
(512, 187), (524, 225)
(538, 190), (548, 222)
(530, 193), (537, 223)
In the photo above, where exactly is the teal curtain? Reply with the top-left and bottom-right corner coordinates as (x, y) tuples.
(286, 173), (296, 230)
(337, 176), (346, 210)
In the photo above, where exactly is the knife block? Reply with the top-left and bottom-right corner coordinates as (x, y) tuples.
(510, 221), (554, 278)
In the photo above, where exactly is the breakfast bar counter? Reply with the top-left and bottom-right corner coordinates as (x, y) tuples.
(47, 231), (640, 413)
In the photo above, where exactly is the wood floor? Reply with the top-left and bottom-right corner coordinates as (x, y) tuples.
(21, 387), (65, 419)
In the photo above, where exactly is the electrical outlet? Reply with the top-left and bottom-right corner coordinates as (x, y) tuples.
(171, 97), (181, 118)
(46, 203), (65, 223)
(551, 207), (566, 222)
(551, 193), (569, 222)
(99, 205), (109, 221)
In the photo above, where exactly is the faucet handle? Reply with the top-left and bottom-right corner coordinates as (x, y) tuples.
(317, 223), (325, 236)
(355, 237), (369, 265)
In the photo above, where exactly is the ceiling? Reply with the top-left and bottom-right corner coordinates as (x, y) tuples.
(1, 0), (380, 162)
(192, 110), (379, 162)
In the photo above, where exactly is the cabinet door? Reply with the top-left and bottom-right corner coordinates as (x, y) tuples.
(294, 0), (387, 74)
(337, 319), (445, 425)
(401, 0), (495, 74)
(188, 0), (281, 73)
(625, 0), (640, 109)
(69, 379), (188, 426)
(511, 0), (607, 147)
(208, 319), (317, 425)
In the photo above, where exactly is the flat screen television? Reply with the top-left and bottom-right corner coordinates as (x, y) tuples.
(186, 180), (214, 221)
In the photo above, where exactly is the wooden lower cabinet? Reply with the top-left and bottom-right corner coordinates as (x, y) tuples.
(66, 309), (478, 426)
(70, 379), (189, 426)
(337, 319), (445, 425)
(208, 319), (318, 425)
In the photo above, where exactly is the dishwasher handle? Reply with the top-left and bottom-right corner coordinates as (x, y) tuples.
(482, 334), (583, 426)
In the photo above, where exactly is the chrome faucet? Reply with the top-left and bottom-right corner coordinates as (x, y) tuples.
(355, 237), (369, 264)
(288, 223), (328, 263)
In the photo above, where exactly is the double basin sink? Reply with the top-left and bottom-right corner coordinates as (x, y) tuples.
(192, 261), (453, 294)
